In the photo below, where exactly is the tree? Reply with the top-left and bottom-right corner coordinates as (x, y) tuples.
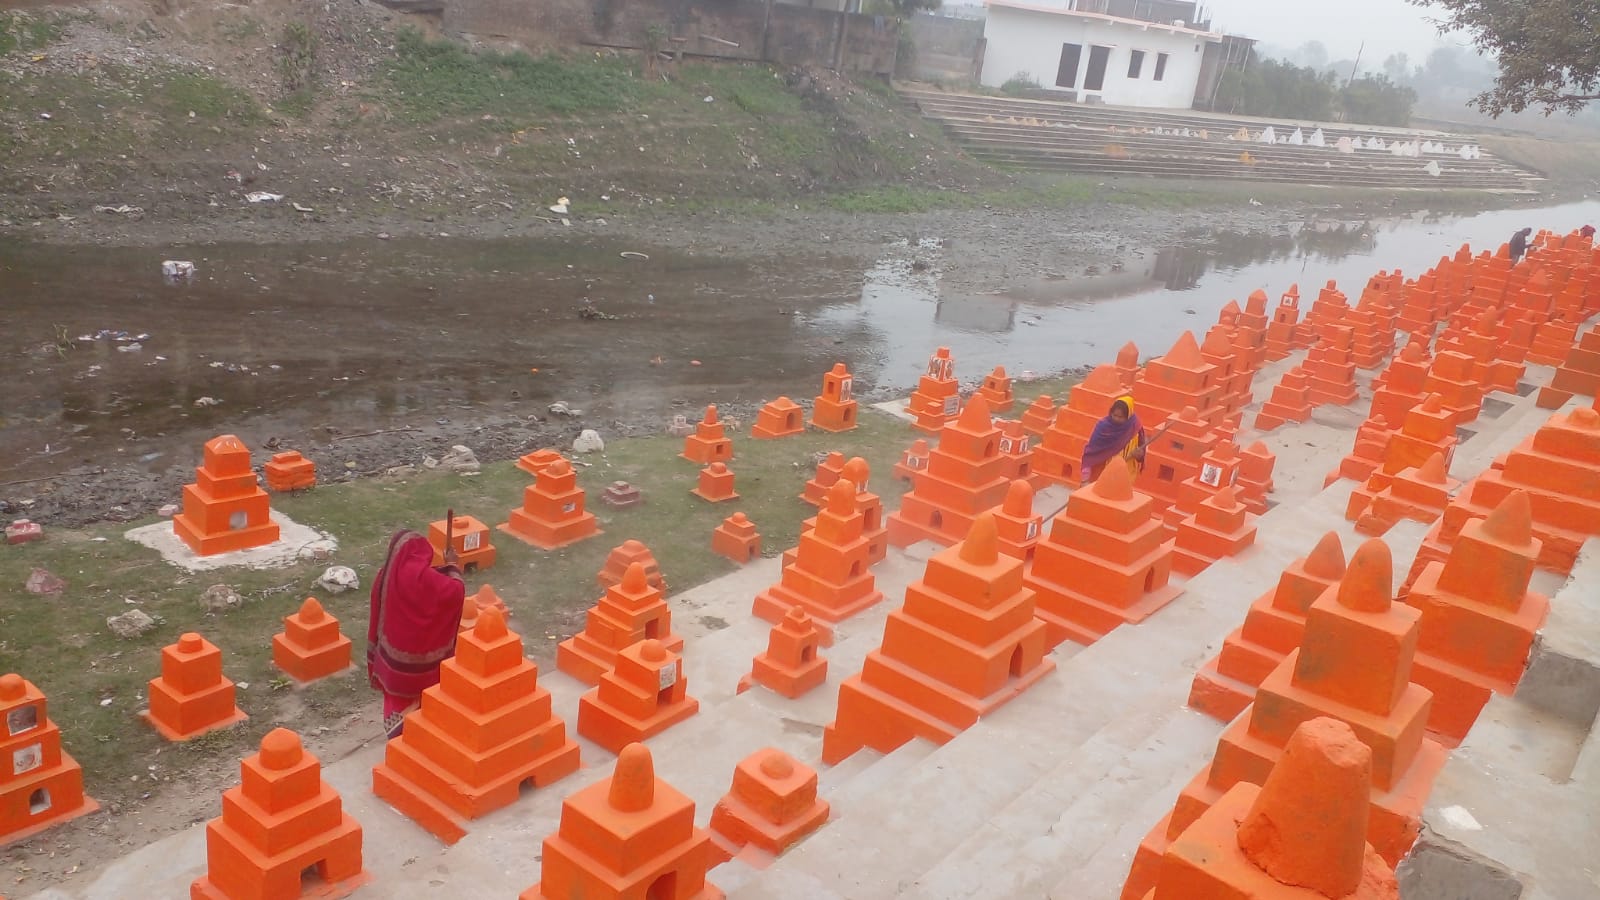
(1341, 74), (1418, 126)
(1382, 52), (1413, 85)
(1409, 0), (1600, 115)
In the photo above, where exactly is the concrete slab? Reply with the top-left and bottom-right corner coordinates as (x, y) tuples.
(1518, 539), (1600, 727)
(1400, 693), (1600, 900)
(123, 509), (337, 573)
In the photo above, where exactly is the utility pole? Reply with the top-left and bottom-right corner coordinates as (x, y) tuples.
(1347, 40), (1364, 87)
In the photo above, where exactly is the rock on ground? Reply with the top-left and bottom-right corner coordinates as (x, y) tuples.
(439, 445), (481, 473)
(198, 584), (242, 612)
(572, 429), (605, 454)
(318, 565), (360, 594)
(106, 609), (157, 638)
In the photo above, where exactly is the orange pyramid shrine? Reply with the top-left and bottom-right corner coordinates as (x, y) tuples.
(372, 608), (580, 844)
(263, 451), (315, 493)
(1421, 349), (1486, 425)
(0, 674), (99, 844)
(1136, 405), (1219, 517)
(1328, 415), (1395, 486)
(736, 608), (828, 700)
(519, 743), (722, 900)
(792, 457), (888, 565)
(143, 633), (248, 742)
(173, 434), (280, 556)
(886, 394), (1012, 548)
(992, 479), (1044, 561)
(1172, 486), (1257, 577)
(515, 447), (568, 478)
(271, 598), (353, 686)
(707, 749), (829, 866)
(559, 562), (684, 686)
(1031, 364), (1128, 487)
(691, 463), (739, 503)
(753, 479), (883, 641)
(1302, 325), (1360, 407)
(1132, 332), (1222, 426)
(1140, 718), (1399, 900)
(822, 512), (1055, 764)
(576, 639), (699, 754)
(1405, 491), (1549, 747)
(681, 405), (734, 465)
(1348, 452), (1457, 537)
(1368, 394), (1458, 490)
(1187, 532), (1347, 724)
(597, 539), (667, 593)
(1025, 459), (1181, 649)
(1254, 367), (1315, 432)
(1020, 394), (1056, 437)
(892, 439), (930, 484)
(1116, 341), (1142, 385)
(1262, 288), (1303, 361)
(712, 513), (762, 564)
(1537, 324), (1600, 408)
(811, 363), (859, 433)
(499, 459), (600, 550)
(749, 397), (804, 439)
(800, 451), (847, 506)
(1122, 540), (1448, 899)
(1235, 441), (1276, 515)
(428, 514), (495, 572)
(907, 347), (962, 433)
(191, 728), (367, 900)
(1370, 340), (1432, 428)
(977, 366), (1015, 413)
(457, 585), (509, 633)
(1410, 406), (1600, 580)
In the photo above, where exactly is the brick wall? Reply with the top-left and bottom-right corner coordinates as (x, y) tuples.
(444, 0), (899, 75)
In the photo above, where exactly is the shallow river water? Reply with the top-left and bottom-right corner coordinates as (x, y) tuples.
(4, 198), (1598, 485)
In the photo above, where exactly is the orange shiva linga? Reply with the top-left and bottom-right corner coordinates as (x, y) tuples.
(519, 743), (723, 900)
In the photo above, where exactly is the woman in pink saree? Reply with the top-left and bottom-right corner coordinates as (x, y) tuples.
(367, 529), (466, 738)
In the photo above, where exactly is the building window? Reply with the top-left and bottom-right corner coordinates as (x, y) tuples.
(1128, 50), (1145, 79)
(1155, 53), (1169, 81)
(1084, 45), (1112, 91)
(1056, 43), (1082, 89)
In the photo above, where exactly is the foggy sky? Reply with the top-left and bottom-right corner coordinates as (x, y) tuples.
(1206, 0), (1461, 66)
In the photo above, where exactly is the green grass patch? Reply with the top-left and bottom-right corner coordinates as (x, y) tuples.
(677, 62), (807, 118)
(0, 380), (1078, 809)
(156, 71), (265, 123)
(0, 13), (59, 57)
(384, 28), (639, 123)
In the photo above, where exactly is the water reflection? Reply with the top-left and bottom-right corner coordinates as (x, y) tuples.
(835, 199), (1600, 383)
(5, 198), (1599, 480)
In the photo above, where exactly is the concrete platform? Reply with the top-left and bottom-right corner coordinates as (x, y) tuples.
(30, 340), (1599, 899)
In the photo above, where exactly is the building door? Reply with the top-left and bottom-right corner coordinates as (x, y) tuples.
(1056, 43), (1082, 89)
(1084, 45), (1112, 92)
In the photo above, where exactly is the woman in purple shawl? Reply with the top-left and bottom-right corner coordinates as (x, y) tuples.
(1080, 395), (1146, 483)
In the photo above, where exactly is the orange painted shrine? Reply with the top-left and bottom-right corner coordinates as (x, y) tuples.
(822, 513), (1055, 764)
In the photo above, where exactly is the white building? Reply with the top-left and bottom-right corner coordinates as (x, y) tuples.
(979, 0), (1249, 109)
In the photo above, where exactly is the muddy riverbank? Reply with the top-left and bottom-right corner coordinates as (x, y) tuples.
(6, 196), (1595, 528)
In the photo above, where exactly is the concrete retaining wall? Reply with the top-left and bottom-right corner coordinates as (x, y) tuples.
(905, 13), (984, 84)
(444, 0), (899, 75)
